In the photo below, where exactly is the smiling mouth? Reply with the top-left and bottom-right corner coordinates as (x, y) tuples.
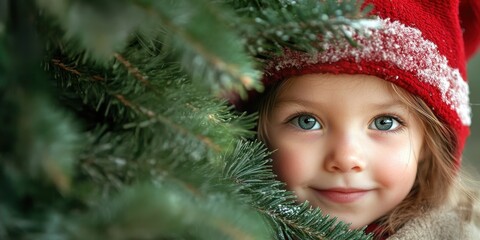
(314, 188), (370, 204)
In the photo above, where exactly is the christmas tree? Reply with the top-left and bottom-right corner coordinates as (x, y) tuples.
(0, 0), (375, 239)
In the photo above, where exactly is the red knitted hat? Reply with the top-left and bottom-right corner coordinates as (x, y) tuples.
(242, 0), (480, 166)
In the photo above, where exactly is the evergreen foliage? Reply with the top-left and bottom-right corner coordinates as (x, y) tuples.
(1, 0), (374, 239)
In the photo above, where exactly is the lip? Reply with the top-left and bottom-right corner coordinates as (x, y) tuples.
(314, 188), (370, 204)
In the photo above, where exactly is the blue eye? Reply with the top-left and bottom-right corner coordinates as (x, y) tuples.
(291, 115), (321, 130)
(369, 116), (400, 131)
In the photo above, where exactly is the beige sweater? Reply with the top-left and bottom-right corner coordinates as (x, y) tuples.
(388, 197), (480, 239)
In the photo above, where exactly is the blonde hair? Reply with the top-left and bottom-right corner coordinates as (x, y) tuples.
(378, 84), (458, 235)
(257, 78), (473, 237)
(257, 79), (292, 146)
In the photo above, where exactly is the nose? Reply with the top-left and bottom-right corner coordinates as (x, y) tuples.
(324, 132), (366, 173)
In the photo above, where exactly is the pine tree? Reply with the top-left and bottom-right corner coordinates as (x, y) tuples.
(0, 0), (376, 239)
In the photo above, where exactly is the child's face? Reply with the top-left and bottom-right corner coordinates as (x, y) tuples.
(264, 74), (424, 229)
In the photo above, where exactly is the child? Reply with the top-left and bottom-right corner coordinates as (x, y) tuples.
(235, 0), (480, 239)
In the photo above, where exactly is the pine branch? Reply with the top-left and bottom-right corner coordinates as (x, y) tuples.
(228, 0), (375, 59)
(48, 48), (256, 162)
(111, 53), (225, 152)
(65, 182), (270, 240)
(36, 0), (262, 98)
(1, 2), (84, 239)
(131, 0), (263, 98)
(0, 0), (80, 195)
(35, 0), (146, 61)
(44, 43), (258, 200)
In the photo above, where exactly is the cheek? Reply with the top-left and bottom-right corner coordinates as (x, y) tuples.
(373, 142), (419, 189)
(271, 149), (315, 187)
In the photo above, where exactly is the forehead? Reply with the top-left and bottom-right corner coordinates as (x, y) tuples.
(275, 73), (400, 105)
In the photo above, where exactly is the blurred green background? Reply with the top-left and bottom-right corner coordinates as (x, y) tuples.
(464, 53), (480, 175)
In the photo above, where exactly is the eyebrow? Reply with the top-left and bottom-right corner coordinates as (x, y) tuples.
(274, 98), (318, 107)
(370, 101), (408, 109)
